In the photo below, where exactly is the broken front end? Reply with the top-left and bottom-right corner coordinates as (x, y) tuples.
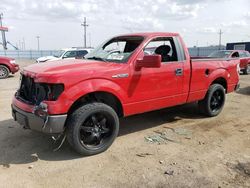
(12, 73), (67, 134)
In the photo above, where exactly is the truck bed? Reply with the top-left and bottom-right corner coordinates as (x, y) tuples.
(187, 58), (239, 103)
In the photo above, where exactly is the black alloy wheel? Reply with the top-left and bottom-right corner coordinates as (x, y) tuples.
(67, 103), (119, 156)
(198, 84), (226, 117)
(79, 112), (113, 149)
(210, 90), (225, 113)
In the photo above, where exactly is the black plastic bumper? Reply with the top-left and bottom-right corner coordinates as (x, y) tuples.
(12, 105), (67, 134)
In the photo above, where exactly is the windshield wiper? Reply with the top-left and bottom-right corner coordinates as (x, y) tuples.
(86, 56), (106, 62)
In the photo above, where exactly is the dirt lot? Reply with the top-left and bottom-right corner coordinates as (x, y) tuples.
(0, 59), (250, 188)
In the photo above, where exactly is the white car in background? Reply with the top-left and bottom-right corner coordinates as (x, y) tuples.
(36, 48), (93, 63)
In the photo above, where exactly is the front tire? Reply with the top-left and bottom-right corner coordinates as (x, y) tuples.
(198, 84), (226, 117)
(0, 65), (10, 79)
(243, 64), (250, 75)
(66, 103), (119, 156)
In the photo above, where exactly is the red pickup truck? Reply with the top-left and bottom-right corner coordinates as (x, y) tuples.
(12, 32), (240, 155)
(208, 50), (250, 75)
(0, 56), (19, 78)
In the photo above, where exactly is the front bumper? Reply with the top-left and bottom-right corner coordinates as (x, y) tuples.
(12, 104), (67, 134)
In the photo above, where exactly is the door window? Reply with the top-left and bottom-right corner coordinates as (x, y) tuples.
(77, 50), (88, 57)
(231, 52), (239, 58)
(63, 51), (77, 58)
(144, 37), (178, 62)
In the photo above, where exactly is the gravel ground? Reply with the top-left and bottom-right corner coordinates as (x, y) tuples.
(0, 59), (250, 188)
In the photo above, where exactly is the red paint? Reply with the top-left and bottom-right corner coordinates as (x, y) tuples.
(0, 56), (19, 74)
(12, 33), (239, 117)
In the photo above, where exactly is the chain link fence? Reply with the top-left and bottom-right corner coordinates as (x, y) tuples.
(0, 50), (59, 59)
(188, 47), (226, 57)
(0, 47), (226, 59)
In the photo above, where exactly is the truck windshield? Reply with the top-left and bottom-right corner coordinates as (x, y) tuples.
(85, 36), (144, 63)
(208, 51), (231, 58)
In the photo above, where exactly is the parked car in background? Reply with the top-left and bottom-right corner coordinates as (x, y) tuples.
(12, 32), (239, 155)
(0, 56), (19, 79)
(36, 48), (93, 63)
(208, 50), (250, 75)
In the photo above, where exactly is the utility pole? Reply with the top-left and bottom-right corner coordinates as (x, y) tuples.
(36, 36), (40, 51)
(0, 13), (7, 50)
(81, 17), (89, 48)
(218, 29), (223, 50)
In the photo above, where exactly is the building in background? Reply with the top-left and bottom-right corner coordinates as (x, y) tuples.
(226, 42), (250, 52)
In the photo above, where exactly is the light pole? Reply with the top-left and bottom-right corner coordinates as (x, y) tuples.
(81, 17), (89, 48)
(218, 29), (223, 50)
(0, 13), (7, 50)
(36, 36), (40, 51)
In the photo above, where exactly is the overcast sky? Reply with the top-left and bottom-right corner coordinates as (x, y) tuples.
(1, 0), (250, 50)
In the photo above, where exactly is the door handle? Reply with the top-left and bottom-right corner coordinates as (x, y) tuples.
(175, 68), (183, 76)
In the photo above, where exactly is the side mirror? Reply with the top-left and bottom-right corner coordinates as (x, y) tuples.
(136, 55), (161, 69)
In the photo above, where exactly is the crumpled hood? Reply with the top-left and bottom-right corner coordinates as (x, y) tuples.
(37, 56), (58, 62)
(23, 59), (125, 83)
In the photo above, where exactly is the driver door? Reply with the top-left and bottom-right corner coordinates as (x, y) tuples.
(127, 37), (186, 114)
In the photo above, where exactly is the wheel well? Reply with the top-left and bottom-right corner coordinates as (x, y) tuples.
(211, 77), (227, 92)
(68, 92), (124, 117)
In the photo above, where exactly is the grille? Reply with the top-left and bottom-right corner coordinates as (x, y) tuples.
(18, 74), (37, 104)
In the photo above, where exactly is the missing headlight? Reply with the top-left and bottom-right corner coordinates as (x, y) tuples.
(35, 83), (64, 104)
(17, 74), (64, 105)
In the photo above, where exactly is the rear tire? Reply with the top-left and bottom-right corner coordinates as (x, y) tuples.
(66, 102), (119, 156)
(198, 84), (226, 117)
(243, 64), (250, 75)
(0, 65), (9, 79)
